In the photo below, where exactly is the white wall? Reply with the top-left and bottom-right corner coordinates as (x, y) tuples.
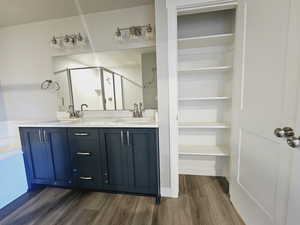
(0, 83), (6, 121)
(155, 0), (172, 192)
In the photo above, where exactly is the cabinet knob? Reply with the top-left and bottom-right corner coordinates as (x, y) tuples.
(104, 180), (109, 184)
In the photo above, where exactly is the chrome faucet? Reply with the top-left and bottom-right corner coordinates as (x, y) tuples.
(138, 102), (143, 118)
(131, 102), (144, 118)
(132, 103), (139, 118)
(68, 105), (80, 119)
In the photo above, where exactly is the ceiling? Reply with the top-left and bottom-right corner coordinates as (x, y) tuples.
(0, 0), (154, 27)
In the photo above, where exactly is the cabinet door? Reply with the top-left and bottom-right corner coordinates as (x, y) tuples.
(99, 129), (130, 192)
(127, 129), (159, 195)
(20, 128), (54, 185)
(45, 128), (72, 187)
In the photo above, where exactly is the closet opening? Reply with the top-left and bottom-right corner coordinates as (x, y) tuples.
(177, 6), (237, 195)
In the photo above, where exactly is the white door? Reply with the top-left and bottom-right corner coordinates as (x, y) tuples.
(286, 0), (300, 221)
(230, 0), (300, 225)
(286, 83), (300, 224)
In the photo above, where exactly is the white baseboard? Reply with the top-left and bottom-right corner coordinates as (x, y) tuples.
(161, 187), (178, 198)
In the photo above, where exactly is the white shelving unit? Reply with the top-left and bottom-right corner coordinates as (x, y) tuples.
(178, 97), (231, 101)
(178, 66), (232, 74)
(177, 7), (236, 177)
(178, 122), (230, 129)
(178, 145), (229, 156)
(178, 33), (234, 49)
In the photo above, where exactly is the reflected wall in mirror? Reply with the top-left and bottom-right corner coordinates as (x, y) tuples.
(53, 47), (157, 112)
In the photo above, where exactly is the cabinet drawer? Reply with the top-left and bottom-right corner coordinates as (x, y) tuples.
(68, 128), (98, 139)
(69, 132), (100, 156)
(73, 156), (101, 189)
(73, 174), (99, 190)
(70, 139), (100, 156)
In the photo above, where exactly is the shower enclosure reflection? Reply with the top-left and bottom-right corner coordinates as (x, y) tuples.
(53, 47), (157, 112)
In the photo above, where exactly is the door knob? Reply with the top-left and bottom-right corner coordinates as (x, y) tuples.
(287, 136), (300, 148)
(274, 127), (295, 138)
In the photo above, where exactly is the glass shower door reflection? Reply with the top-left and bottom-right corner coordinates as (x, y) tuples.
(102, 70), (115, 110)
(70, 68), (104, 111)
(114, 74), (124, 110)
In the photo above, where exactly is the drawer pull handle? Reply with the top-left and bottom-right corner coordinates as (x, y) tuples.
(79, 176), (93, 180)
(127, 131), (130, 146)
(74, 133), (89, 136)
(39, 129), (43, 143)
(76, 152), (92, 156)
(121, 130), (124, 145)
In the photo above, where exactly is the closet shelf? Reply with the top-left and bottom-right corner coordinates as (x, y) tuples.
(178, 122), (230, 129)
(178, 33), (234, 49)
(178, 145), (229, 156)
(178, 97), (231, 101)
(178, 66), (232, 74)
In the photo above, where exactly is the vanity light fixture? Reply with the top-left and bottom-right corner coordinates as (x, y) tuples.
(114, 24), (154, 42)
(50, 33), (88, 49)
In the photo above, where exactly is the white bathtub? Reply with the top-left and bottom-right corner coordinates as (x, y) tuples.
(0, 136), (22, 159)
(0, 121), (28, 209)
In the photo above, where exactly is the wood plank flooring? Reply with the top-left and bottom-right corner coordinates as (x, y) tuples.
(0, 176), (245, 225)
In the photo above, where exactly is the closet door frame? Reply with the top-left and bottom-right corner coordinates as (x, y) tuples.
(166, 0), (239, 198)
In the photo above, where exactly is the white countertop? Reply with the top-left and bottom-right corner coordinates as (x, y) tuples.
(18, 118), (159, 128)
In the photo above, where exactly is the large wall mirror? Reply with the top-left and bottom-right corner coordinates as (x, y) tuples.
(52, 47), (157, 112)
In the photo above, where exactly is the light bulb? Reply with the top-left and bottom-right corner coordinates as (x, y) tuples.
(63, 35), (74, 48)
(145, 25), (154, 40)
(129, 27), (137, 40)
(50, 36), (61, 49)
(115, 28), (123, 41)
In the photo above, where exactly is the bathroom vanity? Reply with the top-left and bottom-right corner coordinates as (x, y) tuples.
(19, 119), (160, 203)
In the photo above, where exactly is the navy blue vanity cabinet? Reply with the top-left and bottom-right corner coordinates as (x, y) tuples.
(44, 128), (72, 187)
(21, 127), (160, 203)
(20, 128), (72, 188)
(99, 129), (130, 192)
(20, 128), (54, 187)
(68, 128), (102, 190)
(99, 128), (160, 200)
(127, 128), (160, 196)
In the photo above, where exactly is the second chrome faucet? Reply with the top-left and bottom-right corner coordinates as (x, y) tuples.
(132, 102), (144, 118)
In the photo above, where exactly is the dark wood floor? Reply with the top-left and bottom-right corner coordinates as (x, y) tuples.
(0, 176), (245, 225)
